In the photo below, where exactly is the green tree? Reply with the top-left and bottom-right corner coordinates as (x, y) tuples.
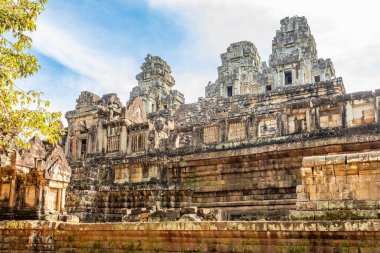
(0, 0), (62, 154)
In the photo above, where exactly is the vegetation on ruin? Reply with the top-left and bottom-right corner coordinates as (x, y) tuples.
(0, 0), (62, 153)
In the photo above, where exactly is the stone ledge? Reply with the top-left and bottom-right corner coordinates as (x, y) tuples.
(1, 220), (380, 232)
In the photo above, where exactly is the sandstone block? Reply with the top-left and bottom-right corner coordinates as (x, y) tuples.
(302, 157), (315, 167)
(328, 201), (346, 210)
(347, 154), (360, 163)
(369, 151), (380, 161)
(314, 156), (326, 166)
(304, 222), (317, 231)
(296, 185), (303, 193)
(316, 201), (329, 210)
(328, 222), (344, 231)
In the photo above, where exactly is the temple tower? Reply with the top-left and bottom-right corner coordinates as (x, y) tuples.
(269, 16), (335, 88)
(205, 41), (264, 98)
(129, 54), (184, 113)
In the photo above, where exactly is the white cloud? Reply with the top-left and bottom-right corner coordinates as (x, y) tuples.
(31, 17), (138, 104)
(24, 0), (380, 111)
(148, 0), (380, 101)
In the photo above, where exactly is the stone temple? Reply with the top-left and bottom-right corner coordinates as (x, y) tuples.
(2, 16), (380, 252)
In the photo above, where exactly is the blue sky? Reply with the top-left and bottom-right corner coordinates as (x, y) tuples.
(20, 0), (380, 123)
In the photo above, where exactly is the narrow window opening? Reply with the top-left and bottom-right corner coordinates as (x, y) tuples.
(285, 71), (292, 85)
(314, 75), (321, 82)
(294, 117), (303, 133)
(131, 134), (145, 153)
(81, 139), (87, 158)
(266, 85), (272, 92)
(142, 165), (149, 178)
(227, 86), (233, 97)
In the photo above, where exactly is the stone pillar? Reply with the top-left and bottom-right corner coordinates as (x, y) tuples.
(234, 80), (239, 95)
(102, 128), (107, 153)
(97, 125), (103, 153)
(37, 182), (44, 218)
(88, 133), (93, 154)
(305, 109), (311, 132)
(43, 185), (50, 211)
(278, 71), (283, 86)
(299, 68), (304, 84)
(120, 125), (127, 153)
(71, 136), (77, 159)
(345, 101), (353, 128)
(61, 187), (66, 211)
(292, 69), (296, 85)
(8, 173), (16, 208)
(57, 189), (62, 212)
(64, 131), (70, 156)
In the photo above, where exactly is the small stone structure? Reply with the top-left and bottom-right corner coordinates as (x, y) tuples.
(130, 54), (184, 113)
(0, 137), (71, 220)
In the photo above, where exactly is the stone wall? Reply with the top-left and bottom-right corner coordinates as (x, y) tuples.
(292, 151), (380, 220)
(1, 220), (380, 252)
(65, 131), (380, 222)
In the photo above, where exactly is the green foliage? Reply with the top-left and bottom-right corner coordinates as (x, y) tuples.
(0, 0), (63, 152)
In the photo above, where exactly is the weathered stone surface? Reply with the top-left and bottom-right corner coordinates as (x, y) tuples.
(0, 137), (71, 220)
(294, 151), (380, 219)
(1, 220), (380, 252)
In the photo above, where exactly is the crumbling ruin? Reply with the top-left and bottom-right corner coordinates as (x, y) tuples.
(1, 14), (379, 224)
(59, 16), (380, 223)
(0, 137), (71, 220)
(2, 13), (380, 253)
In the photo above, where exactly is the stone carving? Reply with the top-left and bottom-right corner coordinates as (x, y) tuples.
(258, 119), (277, 137)
(203, 126), (219, 144)
(178, 133), (193, 148)
(227, 122), (246, 141)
